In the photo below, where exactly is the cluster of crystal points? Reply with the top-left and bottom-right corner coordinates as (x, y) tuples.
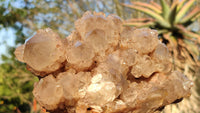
(15, 12), (193, 113)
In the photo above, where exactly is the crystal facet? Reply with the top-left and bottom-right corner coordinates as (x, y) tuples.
(23, 28), (65, 75)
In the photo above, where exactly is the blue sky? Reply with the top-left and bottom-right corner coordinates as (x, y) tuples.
(0, 28), (16, 63)
(0, 0), (27, 63)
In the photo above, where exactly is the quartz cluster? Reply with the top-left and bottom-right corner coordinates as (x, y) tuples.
(15, 11), (193, 113)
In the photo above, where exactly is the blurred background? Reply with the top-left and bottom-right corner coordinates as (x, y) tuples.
(0, 0), (199, 113)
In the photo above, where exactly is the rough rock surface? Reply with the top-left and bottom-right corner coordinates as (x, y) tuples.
(15, 11), (193, 113)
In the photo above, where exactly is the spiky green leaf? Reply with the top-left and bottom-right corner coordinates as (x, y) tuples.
(170, 0), (178, 11)
(180, 6), (200, 23)
(177, 0), (187, 11)
(126, 18), (154, 22)
(124, 21), (155, 27)
(122, 3), (170, 28)
(184, 39), (199, 56)
(131, 1), (162, 14)
(158, 30), (169, 34)
(169, 5), (177, 26)
(160, 0), (170, 20)
(175, 0), (196, 23)
(113, 0), (123, 18)
(177, 25), (200, 39)
(191, 12), (200, 21)
(150, 1), (161, 10)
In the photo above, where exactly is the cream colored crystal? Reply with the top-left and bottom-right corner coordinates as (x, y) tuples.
(57, 70), (91, 106)
(105, 100), (127, 113)
(23, 28), (65, 73)
(152, 43), (172, 73)
(120, 28), (159, 54)
(131, 55), (156, 78)
(15, 11), (193, 113)
(85, 29), (108, 53)
(33, 75), (64, 110)
(14, 44), (25, 62)
(120, 49), (137, 67)
(84, 80), (117, 106)
(66, 43), (95, 70)
(120, 72), (192, 113)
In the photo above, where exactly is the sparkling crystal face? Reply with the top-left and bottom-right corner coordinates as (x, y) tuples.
(15, 11), (192, 113)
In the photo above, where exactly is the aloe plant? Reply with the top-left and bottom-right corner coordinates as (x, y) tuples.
(123, 0), (200, 112)
(123, 0), (200, 72)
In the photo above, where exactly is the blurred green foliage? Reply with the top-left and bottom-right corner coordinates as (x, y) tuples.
(0, 44), (38, 112)
(0, 0), (34, 112)
(0, 0), (199, 113)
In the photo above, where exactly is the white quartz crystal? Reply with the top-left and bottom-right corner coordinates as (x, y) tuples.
(23, 28), (65, 74)
(33, 75), (64, 110)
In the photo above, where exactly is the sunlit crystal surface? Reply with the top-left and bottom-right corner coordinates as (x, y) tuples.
(15, 11), (192, 113)
(32, 75), (63, 110)
(23, 28), (65, 74)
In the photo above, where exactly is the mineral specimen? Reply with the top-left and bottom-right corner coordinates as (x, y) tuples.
(15, 11), (193, 113)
